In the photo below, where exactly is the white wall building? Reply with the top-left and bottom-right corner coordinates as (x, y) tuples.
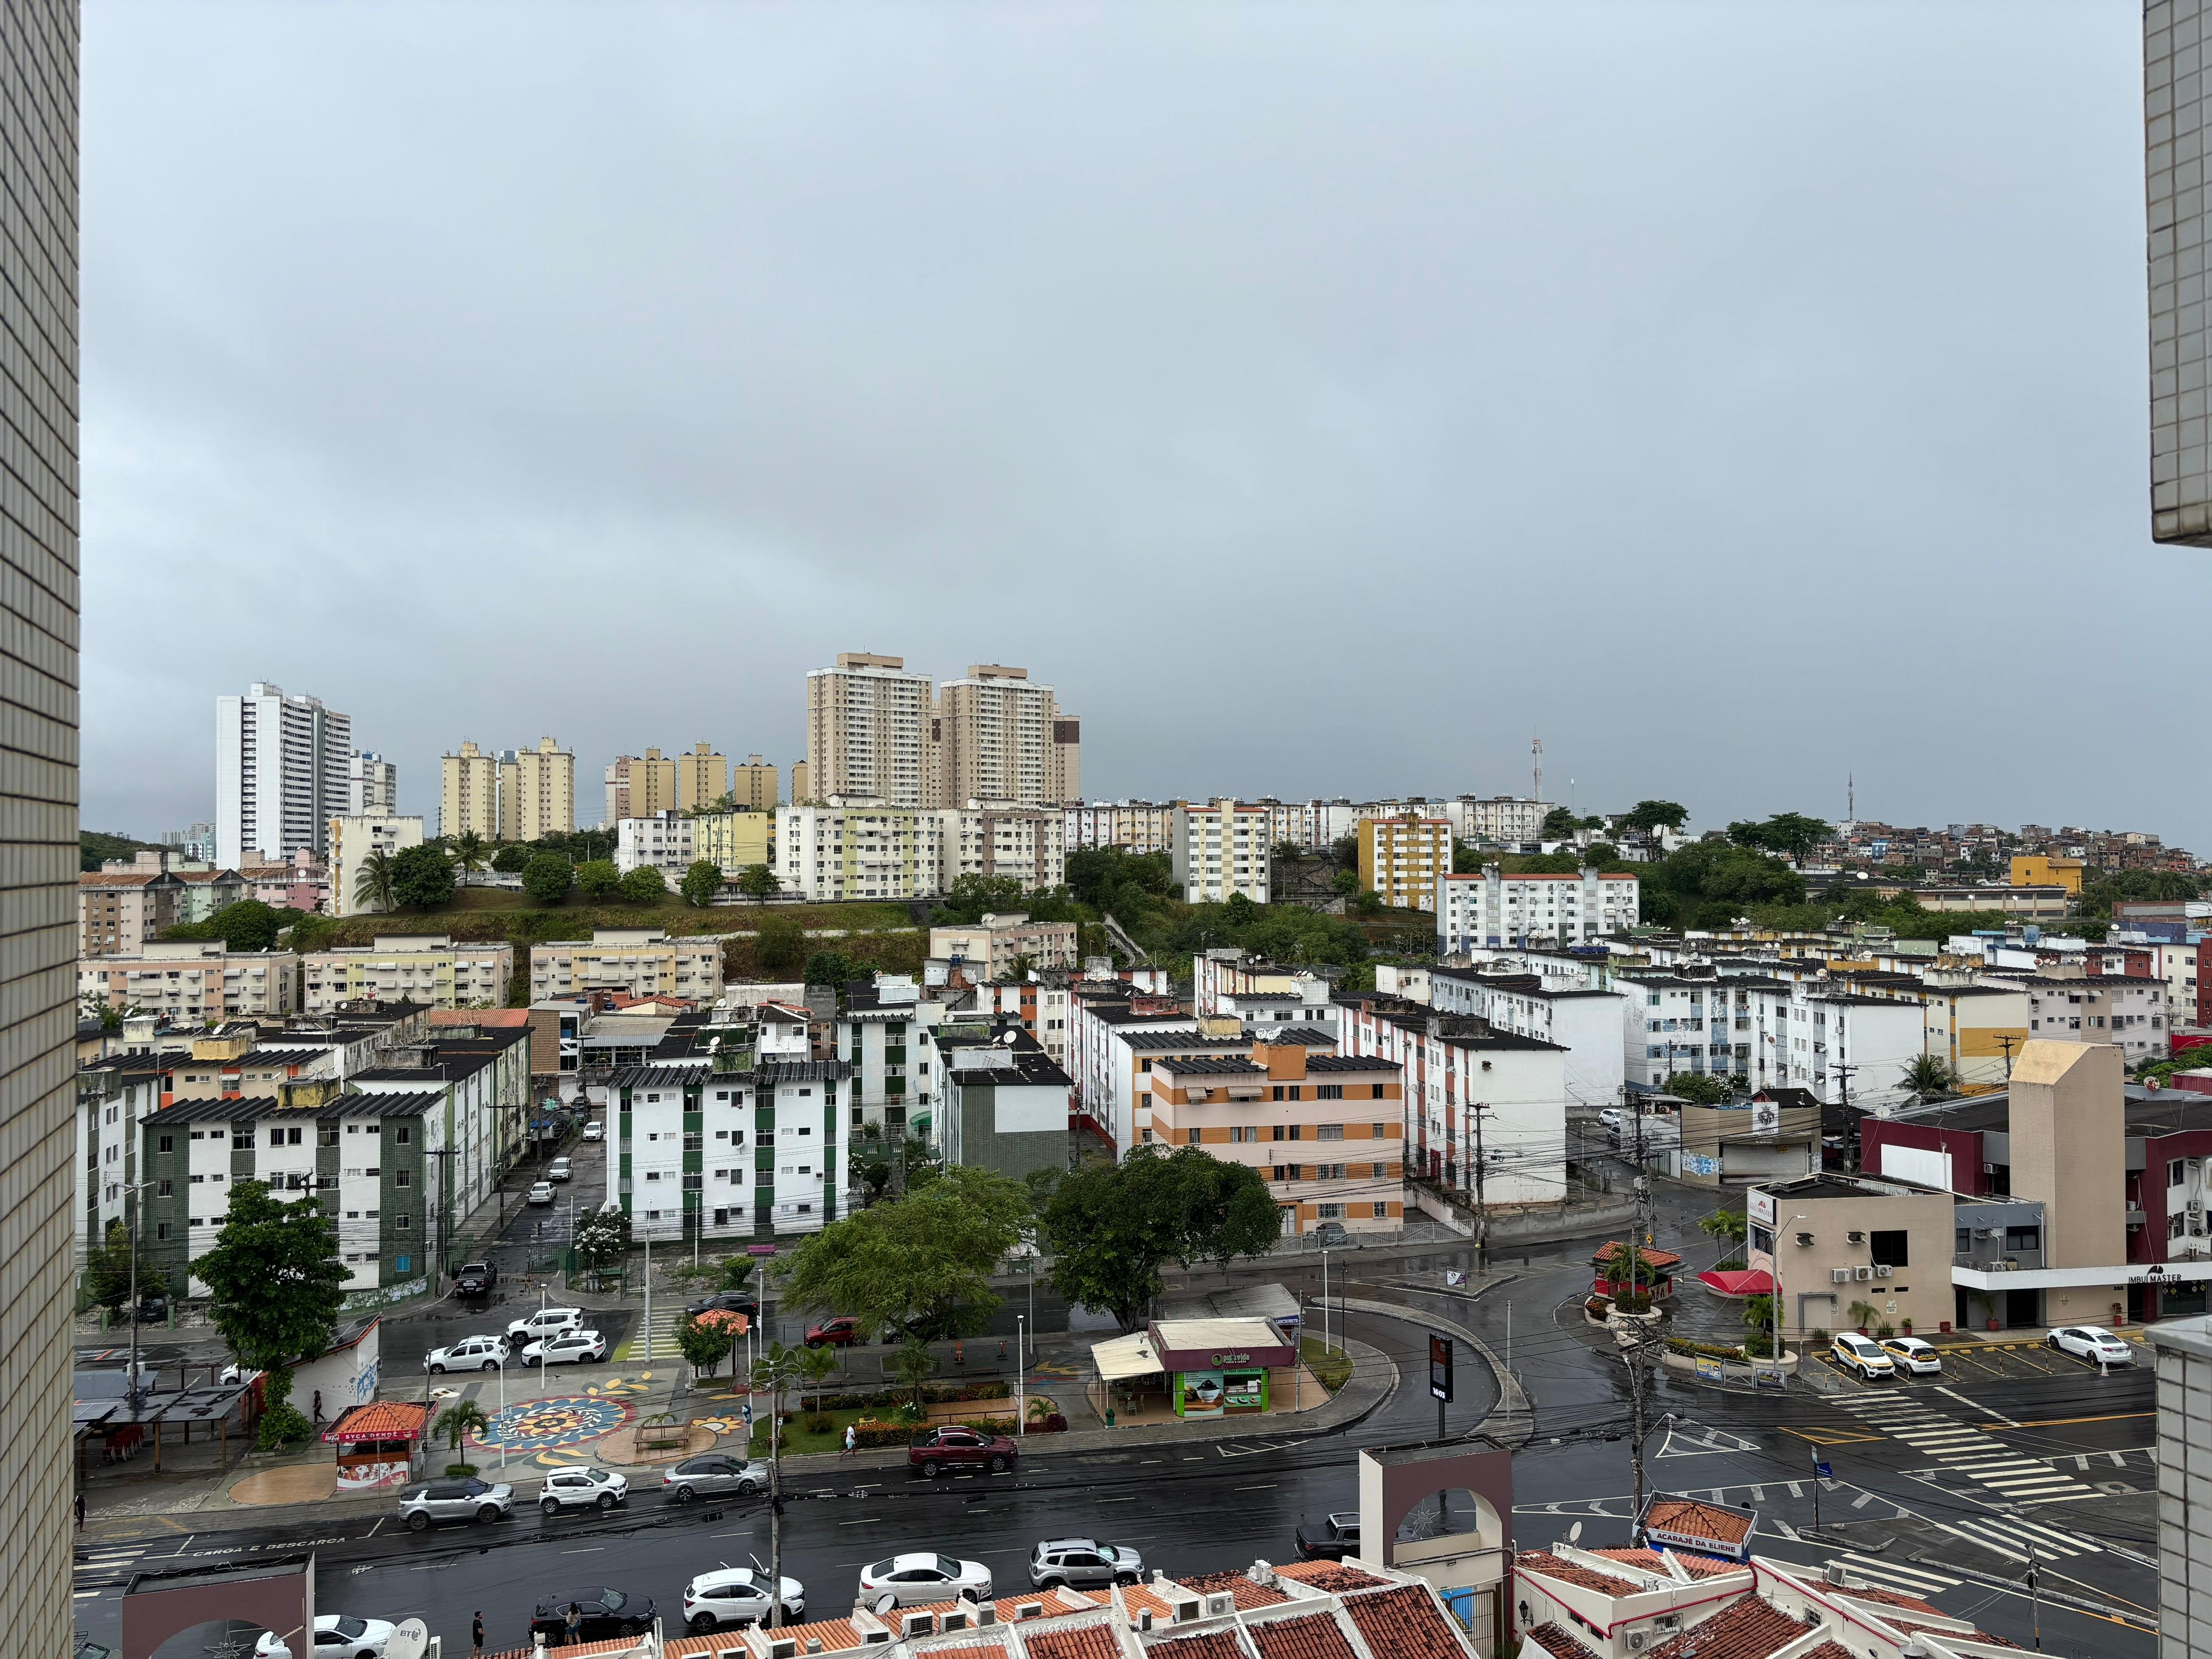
(329, 812), (425, 918)
(74, 1060), (163, 1275)
(1436, 866), (1641, 951)
(347, 751), (397, 817)
(1171, 799), (1271, 904)
(80, 943), (299, 1025)
(1444, 796), (1551, 845)
(939, 803), (1066, 892)
(610, 1059), (853, 1239)
(1427, 966), (1626, 1111)
(616, 811), (696, 881)
(2024, 975), (2168, 1067)
(776, 800), (945, 902)
(216, 683), (354, 869)
(300, 936), (514, 1014)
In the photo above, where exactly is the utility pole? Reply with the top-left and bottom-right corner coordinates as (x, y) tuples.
(1472, 1102), (1488, 1270)
(1832, 1061), (1858, 1172)
(2026, 1544), (2041, 1650)
(1624, 1334), (1668, 1543)
(1997, 1032), (2020, 1081)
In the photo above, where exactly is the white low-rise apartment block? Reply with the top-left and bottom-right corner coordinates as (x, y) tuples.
(1435, 864), (1640, 950)
(616, 810), (696, 880)
(1171, 799), (1271, 903)
(300, 935), (514, 1013)
(1068, 993), (1201, 1154)
(776, 800), (945, 902)
(2023, 974), (2168, 1066)
(836, 979), (946, 1136)
(329, 812), (426, 918)
(75, 1055), (163, 1271)
(940, 802), (1065, 892)
(1427, 965), (1626, 1110)
(929, 912), (1080, 978)
(1063, 801), (1175, 854)
(528, 929), (723, 1002)
(1193, 949), (1336, 1020)
(1618, 971), (1933, 1110)
(80, 942), (299, 1024)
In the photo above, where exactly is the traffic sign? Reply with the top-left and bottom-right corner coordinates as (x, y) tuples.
(1429, 1335), (1454, 1403)
(1813, 1460), (1833, 1481)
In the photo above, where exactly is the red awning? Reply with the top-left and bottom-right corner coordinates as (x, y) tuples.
(1696, 1269), (1775, 1298)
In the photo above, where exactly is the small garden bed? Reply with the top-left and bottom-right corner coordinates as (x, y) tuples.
(1301, 1337), (1353, 1393)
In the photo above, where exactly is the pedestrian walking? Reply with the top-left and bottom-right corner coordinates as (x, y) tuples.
(472, 1612), (484, 1656)
(842, 1423), (857, 1458)
(954, 1339), (963, 1370)
(74, 1490), (83, 1529)
(998, 1339), (1006, 1362)
(312, 1390), (323, 1424)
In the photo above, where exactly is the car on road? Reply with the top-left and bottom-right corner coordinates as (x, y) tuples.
(398, 1477), (514, 1531)
(1830, 1332), (1896, 1380)
(1598, 1107), (1626, 1137)
(1305, 1220), (1351, 1247)
(805, 1316), (862, 1348)
(664, 1453), (769, 1503)
(539, 1466), (627, 1515)
(453, 1262), (498, 1296)
(548, 1157), (573, 1183)
(581, 1121), (605, 1142)
(908, 1425), (1019, 1478)
(1879, 1336), (1942, 1376)
(526, 1180), (556, 1205)
(252, 1614), (397, 1659)
(508, 1306), (585, 1345)
(683, 1567), (806, 1633)
(1029, 1538), (1144, 1590)
(685, 1290), (761, 1320)
(522, 1329), (607, 1368)
(527, 1588), (657, 1643)
(2050, 1325), (2136, 1366)
(857, 1554), (994, 1608)
(1294, 1514), (1361, 1562)
(424, 1335), (509, 1374)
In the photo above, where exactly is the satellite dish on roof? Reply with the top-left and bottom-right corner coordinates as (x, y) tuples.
(1566, 1522), (1583, 1545)
(387, 1619), (429, 1659)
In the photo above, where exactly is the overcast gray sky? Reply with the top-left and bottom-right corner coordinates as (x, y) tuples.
(81, 3), (2202, 845)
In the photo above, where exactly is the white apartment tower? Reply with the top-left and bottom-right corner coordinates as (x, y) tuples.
(216, 683), (354, 869)
(347, 750), (397, 816)
(806, 653), (934, 808)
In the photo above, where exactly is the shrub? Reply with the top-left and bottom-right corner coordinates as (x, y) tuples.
(803, 1413), (834, 1435)
(446, 1462), (479, 1478)
(1584, 1295), (1613, 1319)
(574, 859), (621, 899)
(522, 854), (574, 905)
(255, 1401), (312, 1453)
(1741, 1332), (1776, 1359)
(1041, 1413), (1068, 1432)
(619, 865), (666, 903)
(1665, 1337), (1747, 1361)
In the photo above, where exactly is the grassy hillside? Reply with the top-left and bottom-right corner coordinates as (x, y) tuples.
(290, 892), (915, 950)
(81, 829), (163, 871)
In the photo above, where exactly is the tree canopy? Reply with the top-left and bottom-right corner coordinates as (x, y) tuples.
(522, 853), (574, 905)
(619, 864), (667, 902)
(575, 859), (622, 899)
(680, 860), (724, 907)
(2078, 869), (2209, 917)
(192, 1180), (350, 1371)
(490, 844), (533, 874)
(782, 1166), (1032, 1342)
(166, 898), (294, 952)
(1621, 800), (1689, 833)
(1637, 841), (1805, 931)
(756, 912), (806, 973)
(1045, 1146), (1281, 1333)
(1540, 805), (1581, 839)
(391, 843), (457, 910)
(736, 864), (781, 902)
(1725, 812), (1832, 861)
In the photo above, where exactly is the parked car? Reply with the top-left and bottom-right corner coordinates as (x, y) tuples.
(508, 1306), (585, 1344)
(2050, 1325), (2136, 1367)
(909, 1425), (1019, 1478)
(1305, 1220), (1351, 1247)
(424, 1335), (509, 1374)
(857, 1554), (995, 1608)
(1597, 1107), (1626, 1137)
(526, 1181), (556, 1206)
(398, 1477), (514, 1531)
(522, 1329), (607, 1368)
(581, 1121), (605, 1143)
(527, 1589), (656, 1643)
(664, 1453), (769, 1503)
(252, 1615), (397, 1659)
(452, 1262), (498, 1296)
(1029, 1537), (1144, 1590)
(683, 1567), (806, 1633)
(685, 1290), (760, 1320)
(134, 1291), (173, 1324)
(1830, 1332), (1896, 1380)
(805, 1316), (862, 1348)
(1879, 1336), (1942, 1376)
(1295, 1514), (1361, 1562)
(539, 1466), (627, 1515)
(548, 1157), (573, 1183)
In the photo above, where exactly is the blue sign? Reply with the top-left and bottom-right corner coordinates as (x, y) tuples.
(1813, 1460), (1833, 1481)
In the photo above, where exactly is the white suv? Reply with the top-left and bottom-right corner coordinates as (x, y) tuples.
(539, 1465), (627, 1515)
(425, 1335), (510, 1374)
(508, 1306), (584, 1344)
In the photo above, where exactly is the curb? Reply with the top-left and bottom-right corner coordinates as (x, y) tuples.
(1329, 1296), (1535, 1447)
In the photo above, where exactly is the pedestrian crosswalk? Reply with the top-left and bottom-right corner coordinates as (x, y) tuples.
(1824, 1553), (1962, 1599)
(613, 1298), (681, 1362)
(73, 1542), (147, 1598)
(1836, 1394), (2102, 1506)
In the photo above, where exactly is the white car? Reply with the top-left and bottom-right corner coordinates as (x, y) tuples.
(522, 1329), (607, 1367)
(253, 1615), (397, 1659)
(581, 1121), (605, 1142)
(1598, 1108), (1626, 1136)
(539, 1465), (627, 1514)
(508, 1306), (584, 1344)
(1830, 1331), (1895, 1380)
(1879, 1336), (1942, 1376)
(527, 1181), (556, 1205)
(424, 1335), (509, 1374)
(857, 1553), (995, 1610)
(2049, 1325), (2135, 1367)
(548, 1157), (573, 1182)
(683, 1567), (806, 1633)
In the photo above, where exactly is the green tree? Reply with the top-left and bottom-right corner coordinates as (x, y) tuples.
(796, 1339), (840, 1411)
(619, 864), (667, 903)
(1331, 868), (1359, 896)
(1540, 805), (1581, 839)
(805, 950), (864, 993)
(756, 913), (806, 974)
(935, 873), (1028, 925)
(172, 899), (288, 952)
(82, 1217), (155, 1315)
(392, 843), (457, 910)
(490, 844), (532, 874)
(447, 830), (490, 885)
(522, 853), (575, 906)
(676, 1310), (741, 1378)
(573, 1204), (631, 1284)
(1697, 1208), (1749, 1250)
(575, 859), (622, 899)
(1639, 842), (1805, 931)
(192, 1180), (349, 1378)
(889, 1337), (936, 1411)
(1046, 1146), (1282, 1332)
(434, 1399), (489, 1457)
(352, 848), (399, 914)
(1663, 1071), (1732, 1106)
(782, 1166), (1031, 1342)
(680, 859), (724, 907)
(737, 863), (781, 902)
(1622, 800), (1689, 834)
(1725, 813), (1832, 861)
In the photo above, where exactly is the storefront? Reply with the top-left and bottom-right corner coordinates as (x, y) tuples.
(1148, 1318), (1295, 1420)
(322, 1400), (432, 1490)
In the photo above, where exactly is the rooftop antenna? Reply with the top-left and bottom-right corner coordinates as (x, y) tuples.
(1532, 735), (1543, 803)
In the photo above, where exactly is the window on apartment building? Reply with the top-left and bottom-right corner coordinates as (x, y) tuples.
(1317, 1203), (1344, 1219)
(155, 1222), (169, 1241)
(2172, 1159), (2188, 1187)
(2004, 1226), (2040, 1253)
(395, 1213), (410, 1231)
(1869, 1230), (1908, 1268)
(393, 1170), (411, 1189)
(393, 1125), (411, 1144)
(156, 1178), (173, 1197)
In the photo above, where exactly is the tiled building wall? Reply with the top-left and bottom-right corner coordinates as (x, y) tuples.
(2155, 1318), (2212, 1659)
(2151, 1), (2212, 543)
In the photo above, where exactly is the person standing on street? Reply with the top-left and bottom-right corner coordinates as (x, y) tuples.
(842, 1423), (857, 1457)
(74, 1491), (83, 1529)
(472, 1612), (484, 1656)
(566, 1603), (582, 1646)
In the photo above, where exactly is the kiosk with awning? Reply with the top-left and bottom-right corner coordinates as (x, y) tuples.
(322, 1400), (432, 1490)
(1148, 1317), (1295, 1418)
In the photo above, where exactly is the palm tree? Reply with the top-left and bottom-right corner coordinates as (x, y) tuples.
(353, 848), (398, 914)
(447, 831), (490, 887)
(433, 1400), (490, 1465)
(1698, 1208), (1748, 1264)
(1900, 1054), (1958, 1100)
(796, 1340), (840, 1412)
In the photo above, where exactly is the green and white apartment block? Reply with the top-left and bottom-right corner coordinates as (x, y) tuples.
(298, 934), (515, 1013)
(775, 800), (946, 901)
(75, 1056), (164, 1272)
(836, 978), (952, 1137)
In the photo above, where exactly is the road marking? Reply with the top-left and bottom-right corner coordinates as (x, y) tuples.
(1994, 1412), (2155, 1431)
(1770, 1520), (1799, 1540)
(1100, 1497), (1137, 1504)
(1934, 1386), (2018, 1426)
(73, 1590), (100, 1600)
(839, 1518), (883, 1526)
(1235, 1484), (1278, 1491)
(560, 1547), (605, 1554)
(1786, 1483), (1802, 1498)
(1778, 1428), (1882, 1445)
(1833, 1555), (1960, 1593)
(1933, 1521), (2031, 1563)
(1849, 1492), (1873, 1509)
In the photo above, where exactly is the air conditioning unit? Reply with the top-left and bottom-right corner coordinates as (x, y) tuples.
(1628, 1635), (1648, 1653)
(1874, 1264), (1892, 1278)
(1847, 1230), (1866, 1244)
(1982, 1162), (1995, 1175)
(1855, 1265), (1873, 1280)
(1831, 1268), (1852, 1284)
(2190, 1200), (2205, 1218)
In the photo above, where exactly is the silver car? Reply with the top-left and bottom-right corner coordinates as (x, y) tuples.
(1029, 1537), (1144, 1589)
(663, 1453), (769, 1503)
(398, 1476), (514, 1531)
(540, 1465), (627, 1515)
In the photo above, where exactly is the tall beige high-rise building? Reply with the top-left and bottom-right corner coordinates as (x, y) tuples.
(604, 747), (677, 824)
(936, 665), (1080, 808)
(790, 760), (811, 805)
(3, 4), (80, 1642)
(806, 652), (934, 807)
(676, 742), (727, 811)
(441, 740), (501, 841)
(733, 754), (778, 811)
(499, 737), (575, 841)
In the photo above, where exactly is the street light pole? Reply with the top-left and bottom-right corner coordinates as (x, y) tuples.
(1016, 1313), (1026, 1435)
(121, 1177), (155, 1413)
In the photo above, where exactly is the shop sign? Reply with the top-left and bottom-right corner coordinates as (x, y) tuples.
(1210, 1351), (1251, 1366)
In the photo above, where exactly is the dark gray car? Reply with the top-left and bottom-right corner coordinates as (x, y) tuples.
(398, 1476), (514, 1531)
(662, 1453), (768, 1503)
(1029, 1537), (1144, 1589)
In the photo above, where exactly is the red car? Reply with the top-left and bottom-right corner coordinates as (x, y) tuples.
(805, 1316), (862, 1348)
(908, 1426), (1018, 1479)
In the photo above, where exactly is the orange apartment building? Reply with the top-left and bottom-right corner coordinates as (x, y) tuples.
(1358, 813), (1453, 911)
(1147, 1037), (1404, 1235)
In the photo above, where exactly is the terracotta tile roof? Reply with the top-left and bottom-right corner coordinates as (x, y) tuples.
(1272, 1563), (1387, 1594)
(1644, 1595), (1808, 1659)
(319, 1400), (431, 1444)
(1179, 1571), (1291, 1609)
(79, 872), (162, 888)
(1122, 1584), (1179, 1623)
(1795, 1643), (1854, 1659)
(1024, 1622), (1129, 1659)
(1523, 1624), (1605, 1659)
(996, 1589), (1101, 1622)
(1586, 1548), (1742, 1581)
(1513, 1553), (1644, 1597)
(1339, 1585), (1469, 1659)
(1147, 1633), (1245, 1659)
(1639, 1497), (1755, 1546)
(1831, 1585), (1945, 1619)
(755, 1617), (864, 1653)
(923, 1648), (1010, 1659)
(1887, 1621), (2016, 1650)
(1247, 1612), (1361, 1659)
